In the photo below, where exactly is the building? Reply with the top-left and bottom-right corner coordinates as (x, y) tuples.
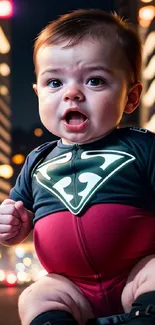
(114, 0), (140, 127)
(140, 14), (155, 130)
(0, 1), (13, 203)
(115, 0), (155, 129)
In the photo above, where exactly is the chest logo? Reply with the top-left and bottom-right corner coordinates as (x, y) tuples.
(33, 150), (135, 214)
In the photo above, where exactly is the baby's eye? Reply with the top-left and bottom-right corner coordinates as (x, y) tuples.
(47, 79), (62, 88)
(87, 78), (105, 86)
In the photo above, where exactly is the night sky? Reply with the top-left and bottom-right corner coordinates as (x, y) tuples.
(11, 0), (114, 131)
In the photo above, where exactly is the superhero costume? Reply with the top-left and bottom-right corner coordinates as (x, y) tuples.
(10, 127), (155, 318)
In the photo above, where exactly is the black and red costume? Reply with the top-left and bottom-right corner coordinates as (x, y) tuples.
(10, 127), (155, 318)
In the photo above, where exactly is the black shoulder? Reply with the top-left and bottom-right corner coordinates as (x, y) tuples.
(118, 126), (155, 142)
(34, 140), (58, 152)
(26, 140), (58, 171)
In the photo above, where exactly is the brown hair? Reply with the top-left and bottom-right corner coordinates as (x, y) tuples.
(33, 9), (142, 82)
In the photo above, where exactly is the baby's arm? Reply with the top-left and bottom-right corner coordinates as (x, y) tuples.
(0, 199), (33, 246)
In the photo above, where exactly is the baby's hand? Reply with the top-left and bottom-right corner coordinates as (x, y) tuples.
(0, 199), (33, 245)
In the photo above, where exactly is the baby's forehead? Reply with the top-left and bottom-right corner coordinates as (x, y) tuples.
(37, 35), (122, 60)
(35, 33), (131, 83)
(36, 37), (128, 72)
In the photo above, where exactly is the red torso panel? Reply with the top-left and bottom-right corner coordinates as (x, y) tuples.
(34, 204), (155, 316)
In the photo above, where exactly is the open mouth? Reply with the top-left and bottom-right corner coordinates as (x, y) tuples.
(65, 111), (87, 125)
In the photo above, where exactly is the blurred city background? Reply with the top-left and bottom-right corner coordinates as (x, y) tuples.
(0, 0), (155, 324)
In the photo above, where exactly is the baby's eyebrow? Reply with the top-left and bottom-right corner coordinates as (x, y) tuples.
(40, 68), (64, 76)
(40, 66), (114, 77)
(83, 66), (114, 75)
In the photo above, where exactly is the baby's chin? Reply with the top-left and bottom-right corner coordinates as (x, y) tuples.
(61, 133), (105, 145)
(61, 134), (90, 145)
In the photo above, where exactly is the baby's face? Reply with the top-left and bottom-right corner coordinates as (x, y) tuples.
(34, 38), (130, 144)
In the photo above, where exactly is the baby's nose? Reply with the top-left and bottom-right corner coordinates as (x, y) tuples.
(63, 86), (85, 101)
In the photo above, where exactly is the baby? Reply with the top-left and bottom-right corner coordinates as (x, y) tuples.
(0, 8), (155, 325)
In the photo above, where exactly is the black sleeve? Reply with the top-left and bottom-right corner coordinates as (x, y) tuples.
(9, 141), (57, 212)
(10, 153), (34, 211)
(147, 135), (155, 194)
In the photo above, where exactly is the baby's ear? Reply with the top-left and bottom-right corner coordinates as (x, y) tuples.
(33, 83), (38, 95)
(124, 82), (142, 114)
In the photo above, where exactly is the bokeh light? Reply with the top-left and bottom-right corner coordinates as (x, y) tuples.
(138, 6), (155, 27)
(140, 0), (154, 3)
(34, 128), (43, 137)
(0, 85), (9, 95)
(0, 0), (13, 18)
(0, 63), (10, 76)
(0, 164), (13, 179)
(12, 154), (25, 165)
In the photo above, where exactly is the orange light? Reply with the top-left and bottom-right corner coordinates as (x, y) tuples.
(12, 154), (25, 165)
(0, 26), (10, 53)
(0, 85), (8, 95)
(140, 0), (153, 3)
(0, 63), (10, 76)
(34, 128), (43, 137)
(0, 1), (13, 18)
(139, 18), (152, 27)
(138, 6), (155, 24)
